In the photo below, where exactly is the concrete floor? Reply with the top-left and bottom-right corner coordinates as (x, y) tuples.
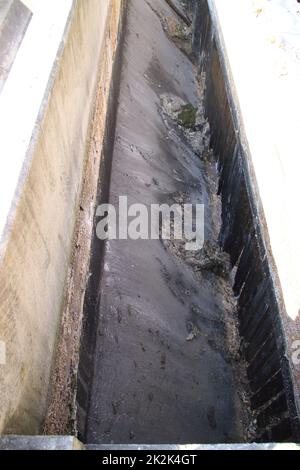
(85, 0), (245, 444)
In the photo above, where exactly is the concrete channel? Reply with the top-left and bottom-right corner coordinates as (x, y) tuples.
(79, 0), (246, 445)
(75, 0), (300, 446)
(0, 0), (299, 450)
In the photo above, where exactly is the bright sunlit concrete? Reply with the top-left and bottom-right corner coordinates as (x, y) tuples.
(0, 0), (73, 258)
(213, 0), (300, 323)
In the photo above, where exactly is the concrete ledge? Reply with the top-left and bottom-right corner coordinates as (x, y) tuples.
(0, 436), (84, 450)
(88, 443), (300, 450)
(0, 437), (299, 450)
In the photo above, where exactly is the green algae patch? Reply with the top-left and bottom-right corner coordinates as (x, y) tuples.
(177, 104), (197, 129)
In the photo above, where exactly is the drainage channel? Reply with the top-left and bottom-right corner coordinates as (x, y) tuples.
(75, 0), (300, 446)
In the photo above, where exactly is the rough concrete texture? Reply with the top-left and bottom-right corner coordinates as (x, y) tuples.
(0, 0), (122, 434)
(83, 0), (250, 445)
(0, 436), (84, 450)
(43, 0), (124, 436)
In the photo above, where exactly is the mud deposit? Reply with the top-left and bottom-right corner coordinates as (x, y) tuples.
(83, 0), (252, 444)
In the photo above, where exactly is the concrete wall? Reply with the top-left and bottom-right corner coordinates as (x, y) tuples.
(44, 0), (125, 436)
(0, 0), (122, 434)
(191, 0), (300, 441)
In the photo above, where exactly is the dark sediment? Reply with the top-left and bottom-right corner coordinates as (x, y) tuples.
(78, 0), (251, 444)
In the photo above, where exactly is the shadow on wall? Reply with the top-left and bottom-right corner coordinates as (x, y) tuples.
(191, 0), (300, 442)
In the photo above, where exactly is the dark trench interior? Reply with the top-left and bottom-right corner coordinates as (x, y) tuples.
(75, 0), (300, 445)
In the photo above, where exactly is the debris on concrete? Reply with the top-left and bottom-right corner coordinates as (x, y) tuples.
(80, 0), (254, 445)
(160, 93), (212, 158)
(186, 322), (200, 342)
(193, 240), (231, 278)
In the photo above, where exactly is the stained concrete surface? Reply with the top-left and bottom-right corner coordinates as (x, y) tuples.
(0, 0), (120, 435)
(85, 0), (248, 444)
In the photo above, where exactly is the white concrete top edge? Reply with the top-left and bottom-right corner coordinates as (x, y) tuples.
(210, 0), (300, 324)
(0, 0), (73, 260)
(89, 443), (300, 450)
(0, 437), (299, 450)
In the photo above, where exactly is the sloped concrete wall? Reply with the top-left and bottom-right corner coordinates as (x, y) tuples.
(0, 0), (122, 434)
(191, 0), (300, 441)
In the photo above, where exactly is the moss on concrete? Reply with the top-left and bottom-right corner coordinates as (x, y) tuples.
(178, 103), (197, 129)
